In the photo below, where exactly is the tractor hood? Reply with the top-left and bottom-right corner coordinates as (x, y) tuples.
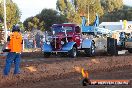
(52, 32), (74, 38)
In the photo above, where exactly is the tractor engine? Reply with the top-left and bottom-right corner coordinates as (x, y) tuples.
(51, 37), (66, 50)
(49, 25), (73, 51)
(50, 35), (73, 50)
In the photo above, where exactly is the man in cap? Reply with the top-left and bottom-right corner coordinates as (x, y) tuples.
(2, 24), (23, 75)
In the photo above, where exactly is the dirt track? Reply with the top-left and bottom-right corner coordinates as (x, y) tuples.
(0, 52), (132, 88)
(5, 66), (132, 88)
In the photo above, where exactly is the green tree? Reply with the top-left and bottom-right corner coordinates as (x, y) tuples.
(101, 0), (123, 13)
(23, 16), (33, 31)
(32, 17), (39, 29)
(38, 9), (67, 31)
(0, 22), (3, 29)
(57, 0), (104, 25)
(0, 0), (21, 30)
(39, 21), (45, 31)
(101, 5), (132, 21)
(28, 21), (33, 31)
(100, 0), (131, 22)
(23, 16), (45, 31)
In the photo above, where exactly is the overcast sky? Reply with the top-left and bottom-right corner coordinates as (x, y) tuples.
(12, 0), (132, 22)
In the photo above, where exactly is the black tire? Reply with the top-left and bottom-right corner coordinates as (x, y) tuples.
(107, 37), (118, 56)
(128, 48), (132, 53)
(69, 46), (77, 58)
(85, 42), (95, 57)
(43, 52), (51, 58)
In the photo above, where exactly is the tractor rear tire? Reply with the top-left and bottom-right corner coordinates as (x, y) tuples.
(107, 37), (118, 56)
(128, 48), (132, 53)
(85, 42), (95, 57)
(43, 52), (51, 58)
(69, 46), (77, 58)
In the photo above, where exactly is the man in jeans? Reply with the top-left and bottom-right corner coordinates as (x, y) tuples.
(2, 24), (23, 75)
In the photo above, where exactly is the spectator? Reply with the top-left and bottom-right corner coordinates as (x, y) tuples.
(23, 32), (28, 48)
(28, 33), (34, 48)
(2, 24), (23, 75)
(35, 32), (41, 48)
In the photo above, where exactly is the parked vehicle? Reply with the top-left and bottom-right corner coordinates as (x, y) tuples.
(117, 32), (132, 53)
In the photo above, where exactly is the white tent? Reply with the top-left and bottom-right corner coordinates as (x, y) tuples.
(99, 21), (132, 31)
(99, 22), (123, 31)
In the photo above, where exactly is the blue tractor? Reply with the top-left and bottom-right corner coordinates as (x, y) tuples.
(81, 14), (118, 55)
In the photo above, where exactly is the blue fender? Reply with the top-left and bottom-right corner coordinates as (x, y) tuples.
(42, 42), (52, 52)
(82, 39), (93, 48)
(62, 42), (76, 51)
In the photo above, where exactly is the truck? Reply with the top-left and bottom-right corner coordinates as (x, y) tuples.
(42, 23), (96, 58)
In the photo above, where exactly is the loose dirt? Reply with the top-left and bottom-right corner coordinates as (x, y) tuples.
(0, 52), (132, 88)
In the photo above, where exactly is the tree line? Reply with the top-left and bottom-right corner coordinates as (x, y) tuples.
(0, 0), (20, 30)
(24, 0), (132, 31)
(23, 9), (67, 31)
(0, 0), (131, 32)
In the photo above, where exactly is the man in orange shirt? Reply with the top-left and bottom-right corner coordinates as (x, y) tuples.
(3, 24), (23, 75)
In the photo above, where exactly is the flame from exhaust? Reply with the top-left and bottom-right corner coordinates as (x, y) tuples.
(25, 66), (37, 72)
(81, 68), (89, 78)
(74, 66), (89, 78)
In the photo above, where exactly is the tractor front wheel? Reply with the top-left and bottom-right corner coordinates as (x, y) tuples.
(69, 46), (77, 58)
(85, 43), (95, 57)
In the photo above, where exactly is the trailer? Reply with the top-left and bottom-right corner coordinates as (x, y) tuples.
(81, 14), (118, 55)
